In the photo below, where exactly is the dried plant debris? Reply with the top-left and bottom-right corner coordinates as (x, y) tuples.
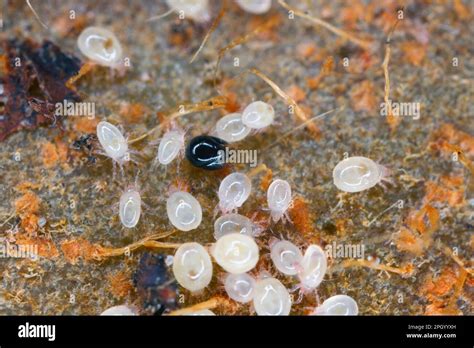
(0, 39), (81, 141)
(133, 253), (179, 315)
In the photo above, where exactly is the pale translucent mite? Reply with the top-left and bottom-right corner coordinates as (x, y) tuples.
(215, 113), (251, 143)
(77, 27), (123, 67)
(242, 101), (275, 129)
(214, 213), (254, 240)
(267, 179), (292, 222)
(236, 0), (272, 14)
(119, 188), (141, 228)
(297, 245), (327, 290)
(270, 240), (303, 276)
(211, 233), (259, 274)
(224, 273), (256, 303)
(96, 121), (130, 164)
(253, 277), (291, 316)
(218, 172), (252, 213)
(167, 191), (203, 231)
(313, 295), (358, 316)
(156, 129), (185, 165)
(165, 0), (211, 23)
(333, 156), (389, 193)
(100, 305), (137, 316)
(173, 242), (213, 292)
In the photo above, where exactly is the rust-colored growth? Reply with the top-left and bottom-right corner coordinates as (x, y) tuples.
(107, 270), (133, 299)
(259, 167), (273, 191)
(61, 238), (104, 264)
(73, 117), (99, 134)
(393, 227), (425, 255)
(406, 204), (440, 236)
(246, 13), (282, 41)
(42, 142), (60, 168)
(15, 234), (60, 259)
(119, 102), (148, 124)
(289, 196), (319, 243)
(424, 178), (465, 207)
(401, 41), (427, 66)
(420, 266), (466, 315)
(350, 80), (377, 112)
(222, 91), (240, 113)
(430, 123), (474, 156)
(15, 191), (41, 215)
(454, 0), (471, 20)
(15, 182), (41, 193)
(296, 42), (317, 60)
(168, 20), (195, 47)
(285, 85), (306, 103)
(20, 214), (39, 234)
(306, 56), (334, 91)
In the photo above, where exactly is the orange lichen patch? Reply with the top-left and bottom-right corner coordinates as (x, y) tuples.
(393, 227), (425, 255)
(420, 266), (465, 315)
(259, 167), (273, 191)
(429, 123), (474, 156)
(285, 85), (306, 103)
(15, 182), (41, 193)
(0, 54), (7, 73)
(14, 191), (41, 215)
(73, 117), (99, 133)
(15, 234), (60, 259)
(289, 196), (318, 242)
(42, 142), (61, 168)
(107, 270), (133, 299)
(296, 42), (317, 59)
(61, 238), (104, 264)
(246, 13), (282, 41)
(401, 41), (427, 66)
(20, 214), (39, 234)
(222, 91), (240, 113)
(306, 56), (334, 90)
(406, 204), (440, 236)
(346, 51), (377, 74)
(119, 102), (148, 124)
(350, 80), (377, 112)
(424, 179), (465, 207)
(454, 0), (471, 20)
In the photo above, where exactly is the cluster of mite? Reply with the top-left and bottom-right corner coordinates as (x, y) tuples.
(70, 0), (392, 316)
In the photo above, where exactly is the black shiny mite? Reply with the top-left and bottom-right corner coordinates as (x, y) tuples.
(185, 135), (228, 170)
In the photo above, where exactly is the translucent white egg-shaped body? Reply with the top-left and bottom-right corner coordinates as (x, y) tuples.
(77, 27), (123, 67)
(253, 277), (291, 315)
(224, 273), (256, 303)
(267, 179), (292, 222)
(214, 213), (254, 240)
(242, 101), (275, 129)
(185, 309), (216, 315)
(215, 113), (251, 143)
(236, 0), (272, 14)
(166, 0), (210, 23)
(167, 191), (202, 231)
(173, 242), (213, 292)
(218, 173), (252, 212)
(119, 188), (141, 228)
(211, 233), (259, 274)
(333, 156), (383, 193)
(313, 295), (358, 316)
(297, 245), (327, 290)
(100, 305), (137, 316)
(270, 240), (303, 275)
(157, 130), (184, 165)
(96, 121), (129, 161)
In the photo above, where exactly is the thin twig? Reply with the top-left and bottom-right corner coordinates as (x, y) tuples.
(278, 0), (372, 50)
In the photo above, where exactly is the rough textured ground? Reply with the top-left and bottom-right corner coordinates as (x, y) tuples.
(0, 0), (472, 315)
